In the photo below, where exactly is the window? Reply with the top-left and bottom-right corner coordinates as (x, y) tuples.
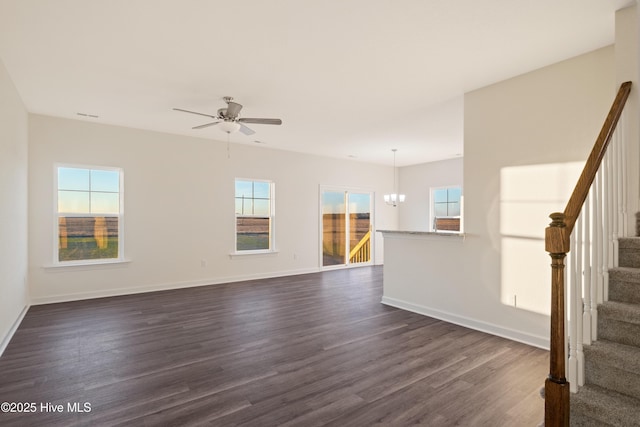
(56, 166), (123, 263)
(235, 179), (274, 252)
(432, 186), (461, 232)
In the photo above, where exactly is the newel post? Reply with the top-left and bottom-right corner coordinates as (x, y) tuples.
(545, 212), (570, 426)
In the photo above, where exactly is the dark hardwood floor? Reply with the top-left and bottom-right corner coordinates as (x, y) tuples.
(0, 266), (547, 426)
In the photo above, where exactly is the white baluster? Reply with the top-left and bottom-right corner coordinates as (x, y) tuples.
(619, 114), (628, 237)
(591, 176), (600, 340)
(583, 193), (592, 346)
(568, 225), (578, 392)
(612, 132), (620, 268)
(576, 213), (585, 387)
(603, 150), (611, 303)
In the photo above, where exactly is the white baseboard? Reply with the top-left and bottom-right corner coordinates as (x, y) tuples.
(381, 295), (549, 350)
(0, 304), (30, 357)
(30, 267), (322, 305)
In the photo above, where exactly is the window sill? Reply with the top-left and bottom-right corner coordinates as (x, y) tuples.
(43, 258), (132, 271)
(229, 250), (279, 259)
(379, 230), (466, 240)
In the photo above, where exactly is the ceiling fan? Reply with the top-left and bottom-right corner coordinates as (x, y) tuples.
(173, 96), (282, 136)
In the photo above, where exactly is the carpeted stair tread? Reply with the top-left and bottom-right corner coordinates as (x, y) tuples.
(584, 340), (640, 400)
(609, 267), (640, 304)
(618, 237), (640, 249)
(570, 412), (616, 427)
(618, 237), (640, 268)
(598, 301), (640, 347)
(609, 266), (640, 283)
(585, 339), (640, 373)
(570, 384), (640, 427)
(598, 301), (640, 324)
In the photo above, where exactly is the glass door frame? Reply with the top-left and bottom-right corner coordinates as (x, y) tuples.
(319, 185), (375, 270)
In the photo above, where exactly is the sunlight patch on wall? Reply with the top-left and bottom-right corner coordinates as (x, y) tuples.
(500, 162), (582, 315)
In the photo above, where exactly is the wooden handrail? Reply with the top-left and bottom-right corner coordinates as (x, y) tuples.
(563, 81), (632, 234)
(544, 81), (632, 427)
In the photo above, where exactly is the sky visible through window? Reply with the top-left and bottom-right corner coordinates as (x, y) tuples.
(434, 187), (461, 217)
(235, 180), (271, 216)
(58, 168), (120, 214)
(322, 191), (370, 214)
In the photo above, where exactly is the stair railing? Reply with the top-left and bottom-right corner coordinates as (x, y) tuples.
(349, 230), (371, 263)
(544, 81), (632, 426)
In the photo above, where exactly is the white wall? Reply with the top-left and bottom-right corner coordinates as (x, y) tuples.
(28, 115), (398, 302)
(0, 58), (29, 352)
(616, 5), (640, 236)
(398, 157), (463, 231)
(383, 46), (616, 348)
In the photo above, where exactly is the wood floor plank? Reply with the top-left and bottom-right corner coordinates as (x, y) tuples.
(0, 266), (547, 426)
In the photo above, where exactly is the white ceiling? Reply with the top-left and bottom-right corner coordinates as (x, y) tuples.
(0, 0), (633, 166)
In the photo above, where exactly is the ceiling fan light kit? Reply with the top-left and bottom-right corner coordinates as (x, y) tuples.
(218, 121), (241, 134)
(173, 96), (282, 136)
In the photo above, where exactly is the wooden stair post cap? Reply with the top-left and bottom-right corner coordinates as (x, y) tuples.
(546, 213), (569, 254)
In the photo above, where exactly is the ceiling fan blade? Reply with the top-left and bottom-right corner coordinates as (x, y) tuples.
(225, 101), (243, 119)
(192, 121), (220, 130)
(173, 108), (218, 119)
(239, 123), (255, 135)
(238, 118), (282, 125)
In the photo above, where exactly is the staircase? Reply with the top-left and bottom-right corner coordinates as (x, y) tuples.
(543, 81), (636, 426)
(570, 237), (640, 426)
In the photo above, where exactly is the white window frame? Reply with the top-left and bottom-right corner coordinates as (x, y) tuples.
(54, 164), (125, 266)
(234, 178), (276, 255)
(430, 185), (462, 233)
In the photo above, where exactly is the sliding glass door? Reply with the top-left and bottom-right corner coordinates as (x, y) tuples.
(321, 188), (372, 268)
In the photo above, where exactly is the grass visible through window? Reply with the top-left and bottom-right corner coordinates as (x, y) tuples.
(58, 216), (119, 261)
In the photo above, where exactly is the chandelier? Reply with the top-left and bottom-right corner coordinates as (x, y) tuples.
(384, 149), (405, 207)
